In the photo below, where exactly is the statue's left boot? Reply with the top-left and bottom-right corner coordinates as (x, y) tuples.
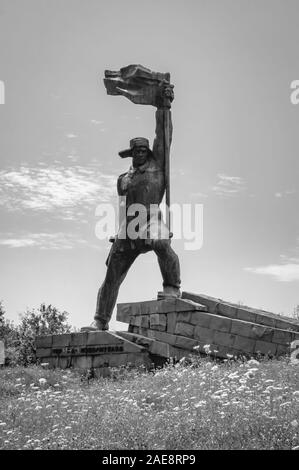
(81, 319), (109, 332)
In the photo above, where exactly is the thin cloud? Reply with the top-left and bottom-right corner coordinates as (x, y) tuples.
(66, 133), (78, 139)
(0, 164), (116, 220)
(211, 173), (246, 198)
(245, 264), (299, 282)
(0, 232), (88, 250)
(90, 119), (104, 125)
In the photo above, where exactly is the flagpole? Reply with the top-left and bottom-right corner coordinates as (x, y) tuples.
(164, 108), (171, 234)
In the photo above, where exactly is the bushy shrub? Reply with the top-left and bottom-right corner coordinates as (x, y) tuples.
(0, 302), (72, 366)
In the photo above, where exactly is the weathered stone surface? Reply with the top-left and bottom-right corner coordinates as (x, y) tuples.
(209, 316), (232, 333)
(36, 348), (52, 358)
(117, 298), (208, 325)
(213, 331), (236, 348)
(150, 313), (166, 331)
(230, 321), (273, 341)
(193, 326), (214, 343)
(166, 313), (177, 334)
(189, 312), (211, 328)
(233, 335), (255, 354)
(182, 292), (299, 332)
(174, 335), (199, 350)
(177, 312), (192, 323)
(36, 335), (53, 349)
(70, 332), (88, 346)
(141, 315), (150, 329)
(255, 340), (277, 355)
(174, 322), (194, 338)
(272, 329), (296, 345)
(129, 315), (141, 327)
(52, 334), (71, 348)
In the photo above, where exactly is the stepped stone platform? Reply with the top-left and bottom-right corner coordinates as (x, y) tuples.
(116, 292), (299, 359)
(36, 292), (299, 372)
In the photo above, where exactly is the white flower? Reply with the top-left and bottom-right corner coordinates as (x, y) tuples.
(38, 378), (47, 385)
(247, 359), (260, 366)
(291, 420), (298, 428)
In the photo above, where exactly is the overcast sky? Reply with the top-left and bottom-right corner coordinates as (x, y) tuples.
(0, 0), (298, 329)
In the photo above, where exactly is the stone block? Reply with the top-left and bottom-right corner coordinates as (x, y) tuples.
(141, 315), (150, 329)
(276, 344), (290, 356)
(156, 298), (177, 313)
(116, 331), (155, 348)
(174, 322), (194, 338)
(52, 334), (71, 348)
(233, 335), (255, 353)
(251, 325), (273, 341)
(36, 335), (53, 349)
(230, 320), (252, 338)
(149, 341), (170, 357)
(213, 331), (236, 348)
(236, 309), (256, 324)
(272, 329), (294, 345)
(175, 298), (208, 312)
(147, 330), (177, 346)
(87, 331), (123, 346)
(166, 313), (177, 334)
(36, 348), (52, 358)
(174, 335), (199, 350)
(209, 315), (232, 333)
(194, 326), (214, 343)
(255, 314), (276, 328)
(150, 313), (166, 331)
(254, 340), (277, 355)
(70, 332), (88, 346)
(189, 312), (211, 328)
(275, 319), (299, 332)
(129, 315), (141, 327)
(177, 312), (192, 323)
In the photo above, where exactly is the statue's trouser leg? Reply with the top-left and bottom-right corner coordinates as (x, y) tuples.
(95, 247), (139, 324)
(152, 239), (181, 289)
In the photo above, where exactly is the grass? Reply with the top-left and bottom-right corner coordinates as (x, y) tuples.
(0, 355), (298, 450)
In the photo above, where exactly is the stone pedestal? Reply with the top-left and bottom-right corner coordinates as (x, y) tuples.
(36, 330), (151, 374)
(36, 292), (299, 373)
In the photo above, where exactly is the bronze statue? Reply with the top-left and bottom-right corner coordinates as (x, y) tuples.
(91, 65), (181, 330)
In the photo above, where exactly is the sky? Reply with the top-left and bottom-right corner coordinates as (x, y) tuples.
(0, 0), (298, 330)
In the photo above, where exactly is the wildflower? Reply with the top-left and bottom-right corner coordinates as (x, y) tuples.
(39, 378), (47, 386)
(0, 423), (7, 427)
(193, 345), (200, 351)
(291, 420), (298, 428)
(293, 391), (299, 397)
(211, 365), (218, 371)
(247, 359), (260, 366)
(41, 363), (49, 367)
(203, 344), (211, 354)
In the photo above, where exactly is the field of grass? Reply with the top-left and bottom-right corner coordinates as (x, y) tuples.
(0, 355), (298, 450)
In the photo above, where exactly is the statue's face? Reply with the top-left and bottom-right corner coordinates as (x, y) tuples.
(132, 146), (148, 167)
